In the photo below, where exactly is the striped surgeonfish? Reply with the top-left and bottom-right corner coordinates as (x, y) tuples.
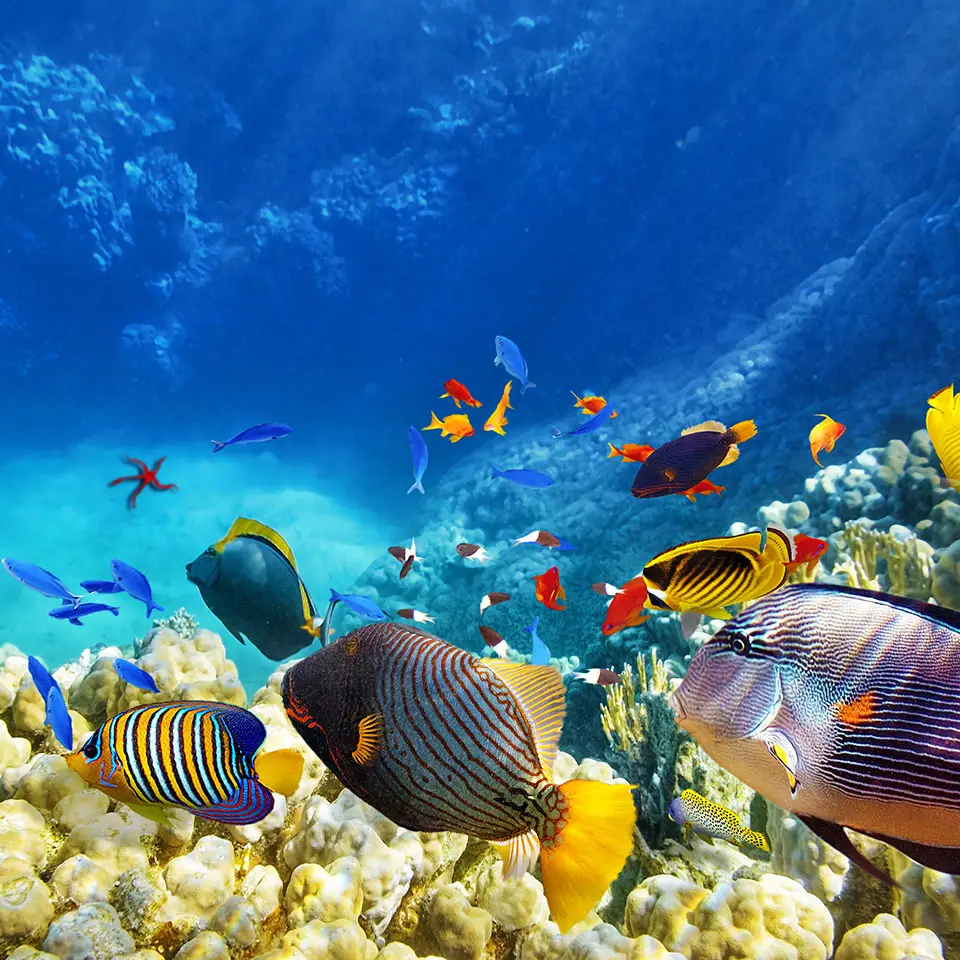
(670, 582), (960, 884)
(282, 622), (637, 933)
(927, 384), (960, 491)
(65, 701), (303, 826)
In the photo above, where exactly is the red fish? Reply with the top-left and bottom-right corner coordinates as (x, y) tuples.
(571, 392), (608, 415)
(601, 576), (650, 636)
(533, 566), (567, 611)
(810, 414), (845, 467)
(783, 533), (829, 575)
(681, 478), (726, 502)
(441, 379), (482, 408)
(607, 443), (655, 463)
(108, 456), (179, 510)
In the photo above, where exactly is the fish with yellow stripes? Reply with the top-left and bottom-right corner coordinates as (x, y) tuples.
(65, 701), (303, 825)
(927, 384), (960, 491)
(669, 788), (770, 852)
(282, 622), (637, 933)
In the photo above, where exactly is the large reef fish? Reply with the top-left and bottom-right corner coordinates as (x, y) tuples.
(282, 621), (636, 932)
(670, 582), (960, 883)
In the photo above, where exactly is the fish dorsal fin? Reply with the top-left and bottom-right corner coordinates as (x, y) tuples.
(646, 531), (764, 569)
(928, 384), (956, 415)
(217, 704), (267, 757)
(681, 420), (726, 436)
(479, 659), (566, 778)
(763, 526), (794, 564)
(718, 444), (740, 468)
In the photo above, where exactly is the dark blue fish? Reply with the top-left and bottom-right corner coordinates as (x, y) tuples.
(494, 335), (534, 394)
(48, 602), (120, 626)
(329, 589), (389, 622)
(113, 658), (160, 693)
(46, 686), (73, 750)
(111, 560), (163, 618)
(28, 655), (56, 702)
(80, 579), (125, 595)
(524, 615), (552, 665)
(2, 559), (81, 606)
(211, 422), (292, 453)
(552, 405), (617, 439)
(407, 425), (428, 495)
(492, 466), (554, 488)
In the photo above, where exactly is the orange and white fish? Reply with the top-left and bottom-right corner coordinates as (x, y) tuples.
(533, 566), (567, 611)
(397, 608), (435, 624)
(607, 443), (654, 463)
(680, 479), (726, 503)
(457, 543), (491, 563)
(809, 414), (845, 467)
(783, 533), (829, 575)
(424, 411), (475, 443)
(478, 624), (509, 658)
(927, 385), (960, 491)
(572, 668), (621, 686)
(571, 392), (608, 416)
(387, 537), (422, 580)
(484, 382), (513, 436)
(592, 581), (624, 597)
(441, 379), (482, 408)
(514, 530), (561, 548)
(601, 576), (650, 636)
(480, 591), (511, 616)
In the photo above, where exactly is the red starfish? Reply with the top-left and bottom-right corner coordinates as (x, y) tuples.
(108, 455), (179, 510)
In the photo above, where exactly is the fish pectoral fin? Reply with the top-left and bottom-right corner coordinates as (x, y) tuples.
(254, 748), (304, 796)
(125, 802), (174, 827)
(680, 612), (702, 640)
(762, 732), (799, 794)
(663, 467), (677, 481)
(490, 829), (540, 880)
(351, 713), (385, 766)
(797, 814), (899, 888)
(718, 444), (740, 468)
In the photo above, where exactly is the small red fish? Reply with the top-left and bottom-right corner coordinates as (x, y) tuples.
(601, 576), (650, 636)
(607, 443), (654, 463)
(479, 591), (511, 616)
(681, 478), (726, 502)
(478, 625), (508, 658)
(783, 533), (829, 575)
(810, 414), (846, 467)
(572, 668), (621, 686)
(441, 379), (482, 409)
(533, 566), (567, 611)
(108, 455), (179, 510)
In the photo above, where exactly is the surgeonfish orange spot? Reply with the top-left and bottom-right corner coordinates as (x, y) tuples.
(833, 691), (878, 726)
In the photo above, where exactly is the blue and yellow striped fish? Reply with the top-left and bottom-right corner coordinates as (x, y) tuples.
(282, 622), (637, 933)
(66, 700), (302, 825)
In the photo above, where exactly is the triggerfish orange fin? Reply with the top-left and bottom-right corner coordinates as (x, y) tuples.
(351, 713), (385, 766)
(254, 748), (304, 795)
(797, 814), (899, 888)
(489, 828), (541, 879)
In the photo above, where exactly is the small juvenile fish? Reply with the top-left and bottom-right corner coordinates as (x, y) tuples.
(113, 658), (160, 693)
(457, 543), (491, 563)
(607, 443), (654, 463)
(681, 478), (726, 502)
(80, 579), (125, 595)
(552, 405), (617, 439)
(484, 382), (513, 437)
(424, 411), (475, 443)
(533, 566), (567, 611)
(387, 538), (421, 580)
(407, 426), (429, 495)
(441, 379), (482, 408)
(571, 392), (608, 415)
(494, 335), (534, 393)
(397, 608), (435, 623)
(3, 559), (82, 606)
(783, 533), (829, 575)
(601, 576), (650, 636)
(48, 602), (120, 626)
(514, 530), (561, 549)
(478, 625), (509, 657)
(111, 560), (163, 618)
(524, 615), (551, 665)
(211, 422), (292, 453)
(927, 385), (960, 490)
(480, 591), (511, 616)
(28, 658), (72, 749)
(669, 789), (770, 852)
(809, 414), (845, 467)
(592, 581), (623, 596)
(492, 466), (554, 488)
(330, 589), (389, 621)
(572, 668), (621, 686)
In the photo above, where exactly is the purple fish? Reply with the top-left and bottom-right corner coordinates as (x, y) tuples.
(3, 559), (81, 606)
(492, 466), (554, 488)
(407, 425), (428, 494)
(80, 579), (125, 595)
(114, 658), (160, 693)
(111, 560), (163, 618)
(211, 422), (292, 453)
(48, 602), (120, 626)
(552, 404), (617, 439)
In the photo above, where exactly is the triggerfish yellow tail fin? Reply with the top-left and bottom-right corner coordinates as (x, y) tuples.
(717, 419), (758, 467)
(254, 748), (304, 796)
(538, 779), (636, 933)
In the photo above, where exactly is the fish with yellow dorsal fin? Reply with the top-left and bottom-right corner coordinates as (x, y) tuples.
(927, 385), (960, 491)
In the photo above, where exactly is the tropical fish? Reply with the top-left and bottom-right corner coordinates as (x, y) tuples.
(108, 455), (178, 509)
(552, 405), (617, 439)
(669, 789), (770, 853)
(525, 615), (552, 664)
(783, 533), (829, 576)
(480, 591), (511, 616)
(607, 443), (654, 463)
(478, 625), (508, 657)
(387, 538), (421, 580)
(483, 382), (513, 436)
(66, 701), (303, 826)
(407, 426), (429, 495)
(211, 422), (292, 453)
(571, 392), (608, 415)
(533, 566), (567, 611)
(926, 385), (960, 490)
(186, 517), (316, 660)
(80, 579), (125, 595)
(492, 466), (554, 488)
(592, 581), (623, 596)
(397, 608), (435, 624)
(572, 668), (621, 686)
(457, 543), (491, 563)
(48, 602), (120, 626)
(642, 528), (793, 622)
(111, 560), (163, 618)
(681, 479), (726, 503)
(601, 576), (650, 636)
(494, 335), (534, 394)
(669, 583), (960, 884)
(631, 420), (757, 499)
(329, 589), (389, 622)
(513, 530), (573, 550)
(2, 559), (82, 606)
(809, 414), (846, 468)
(282, 622), (636, 931)
(424, 411), (475, 443)
(28, 657), (72, 749)
(441, 379), (482, 408)
(113, 659), (160, 693)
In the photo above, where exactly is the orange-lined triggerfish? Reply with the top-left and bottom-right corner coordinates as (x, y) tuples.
(670, 583), (960, 883)
(282, 622), (637, 932)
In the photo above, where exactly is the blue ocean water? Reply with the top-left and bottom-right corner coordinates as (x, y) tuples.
(1, 0), (958, 691)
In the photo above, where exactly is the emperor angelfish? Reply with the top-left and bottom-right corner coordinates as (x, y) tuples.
(282, 621), (637, 932)
(186, 517), (316, 660)
(670, 582), (960, 884)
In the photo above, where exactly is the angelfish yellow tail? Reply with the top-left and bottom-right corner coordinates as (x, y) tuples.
(254, 748), (304, 796)
(539, 779), (636, 933)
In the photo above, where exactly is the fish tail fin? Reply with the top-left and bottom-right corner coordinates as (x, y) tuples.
(539, 780), (636, 933)
(726, 420), (757, 444)
(407, 479), (425, 495)
(110, 607), (119, 617)
(424, 412), (442, 431)
(491, 467), (503, 479)
(254, 748), (304, 796)
(606, 444), (620, 459)
(146, 602), (164, 618)
(210, 440), (226, 453)
(571, 391), (582, 404)
(522, 380), (536, 395)
(738, 827), (771, 852)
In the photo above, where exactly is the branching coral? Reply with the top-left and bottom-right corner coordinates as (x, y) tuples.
(833, 521), (934, 598)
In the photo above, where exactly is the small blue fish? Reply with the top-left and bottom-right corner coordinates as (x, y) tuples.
(211, 422), (292, 453)
(114, 658), (160, 693)
(408, 425), (429, 495)
(28, 655), (56, 702)
(552, 405), (617, 439)
(80, 579), (125, 595)
(492, 466), (554, 488)
(46, 686), (73, 750)
(524, 615), (552, 665)
(48, 602), (120, 626)
(494, 335), (535, 394)
(110, 560), (163, 618)
(3, 559), (82, 606)
(329, 589), (389, 621)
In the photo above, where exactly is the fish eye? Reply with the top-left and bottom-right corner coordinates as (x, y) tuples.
(727, 631), (751, 655)
(82, 738), (98, 759)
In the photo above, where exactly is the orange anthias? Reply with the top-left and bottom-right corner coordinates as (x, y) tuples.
(572, 392), (608, 415)
(484, 382), (513, 436)
(681, 478), (726, 502)
(809, 414), (846, 467)
(423, 411), (476, 443)
(441, 379), (482, 408)
(783, 533), (829, 575)
(601, 576), (650, 636)
(607, 443), (655, 463)
(533, 566), (567, 611)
